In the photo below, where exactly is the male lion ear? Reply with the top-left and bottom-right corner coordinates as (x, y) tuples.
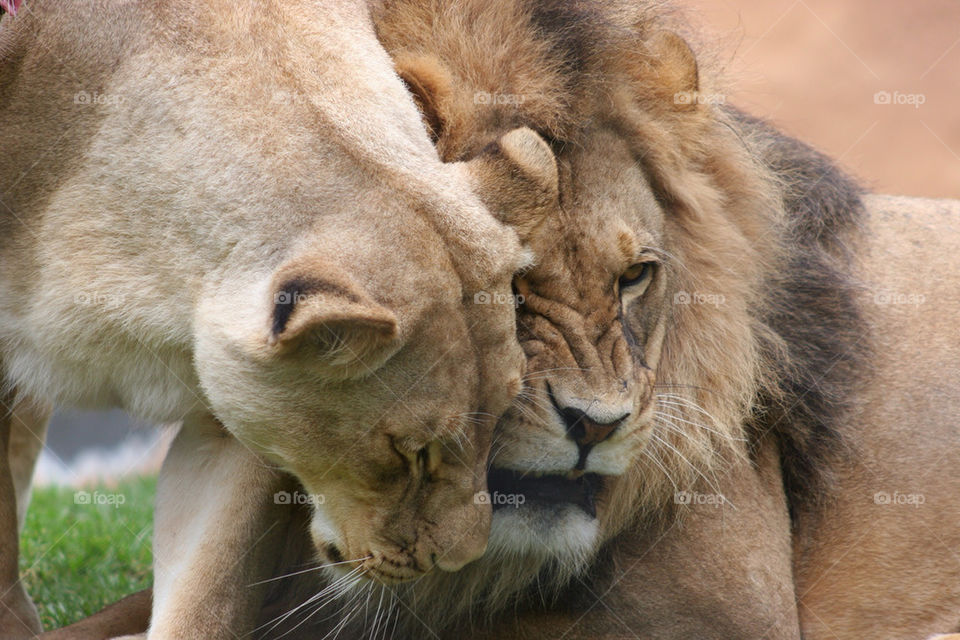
(644, 30), (700, 112)
(267, 258), (399, 372)
(394, 53), (454, 143)
(460, 127), (559, 244)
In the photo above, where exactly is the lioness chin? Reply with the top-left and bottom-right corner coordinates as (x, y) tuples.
(0, 0), (552, 638)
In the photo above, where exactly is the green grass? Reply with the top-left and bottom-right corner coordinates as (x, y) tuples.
(18, 476), (156, 629)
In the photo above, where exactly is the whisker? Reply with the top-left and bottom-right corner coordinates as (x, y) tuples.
(649, 433), (725, 499)
(522, 366), (590, 378)
(248, 556), (370, 587)
(256, 566), (364, 636)
(641, 448), (679, 493)
(654, 408), (732, 439)
(291, 570), (367, 639)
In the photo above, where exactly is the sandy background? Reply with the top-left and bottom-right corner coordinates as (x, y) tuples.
(685, 0), (960, 197)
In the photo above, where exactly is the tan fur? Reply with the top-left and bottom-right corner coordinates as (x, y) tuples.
(0, 0), (547, 637)
(794, 196), (960, 639)
(31, 2), (960, 639)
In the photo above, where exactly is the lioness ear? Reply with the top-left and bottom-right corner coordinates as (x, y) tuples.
(460, 127), (559, 244)
(395, 53), (453, 143)
(267, 259), (399, 372)
(645, 30), (700, 112)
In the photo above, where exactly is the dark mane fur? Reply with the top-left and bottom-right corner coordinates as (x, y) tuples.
(729, 107), (869, 514)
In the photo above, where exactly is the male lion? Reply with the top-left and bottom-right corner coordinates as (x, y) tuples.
(0, 0), (546, 638)
(35, 0), (960, 639)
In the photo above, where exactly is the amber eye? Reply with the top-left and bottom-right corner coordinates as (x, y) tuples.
(619, 262), (654, 289)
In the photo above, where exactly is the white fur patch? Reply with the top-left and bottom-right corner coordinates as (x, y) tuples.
(309, 505), (342, 551)
(488, 503), (599, 570)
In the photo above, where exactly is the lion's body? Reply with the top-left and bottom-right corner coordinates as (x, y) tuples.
(794, 194), (960, 638)
(24, 0), (960, 639)
(0, 1), (537, 637)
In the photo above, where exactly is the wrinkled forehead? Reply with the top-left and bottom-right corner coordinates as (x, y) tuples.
(536, 129), (664, 278)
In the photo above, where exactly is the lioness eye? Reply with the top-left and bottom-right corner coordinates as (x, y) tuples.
(619, 263), (653, 289)
(417, 443), (440, 479)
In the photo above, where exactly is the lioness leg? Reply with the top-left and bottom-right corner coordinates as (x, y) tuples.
(8, 398), (51, 532)
(149, 414), (296, 639)
(0, 391), (43, 639)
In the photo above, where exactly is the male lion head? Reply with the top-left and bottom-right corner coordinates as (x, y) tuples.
(361, 0), (784, 621)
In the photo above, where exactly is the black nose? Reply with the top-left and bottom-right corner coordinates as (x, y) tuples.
(547, 383), (629, 448)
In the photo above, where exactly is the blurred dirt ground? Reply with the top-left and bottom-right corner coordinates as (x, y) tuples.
(686, 0), (960, 197)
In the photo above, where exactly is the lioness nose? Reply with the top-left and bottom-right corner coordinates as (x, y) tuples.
(558, 406), (629, 447)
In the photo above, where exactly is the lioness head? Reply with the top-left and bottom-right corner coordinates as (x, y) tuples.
(188, 101), (544, 582)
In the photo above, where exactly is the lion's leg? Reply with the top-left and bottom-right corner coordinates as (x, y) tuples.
(8, 398), (51, 532)
(0, 390), (43, 639)
(149, 413), (295, 640)
(36, 589), (152, 640)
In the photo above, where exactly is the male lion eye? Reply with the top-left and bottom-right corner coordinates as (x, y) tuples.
(619, 263), (653, 289)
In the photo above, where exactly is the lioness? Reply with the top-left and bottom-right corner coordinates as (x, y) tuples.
(0, 0), (544, 638)
(32, 0), (960, 639)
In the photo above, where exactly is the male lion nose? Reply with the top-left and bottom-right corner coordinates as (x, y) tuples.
(547, 384), (629, 449)
(558, 406), (629, 447)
